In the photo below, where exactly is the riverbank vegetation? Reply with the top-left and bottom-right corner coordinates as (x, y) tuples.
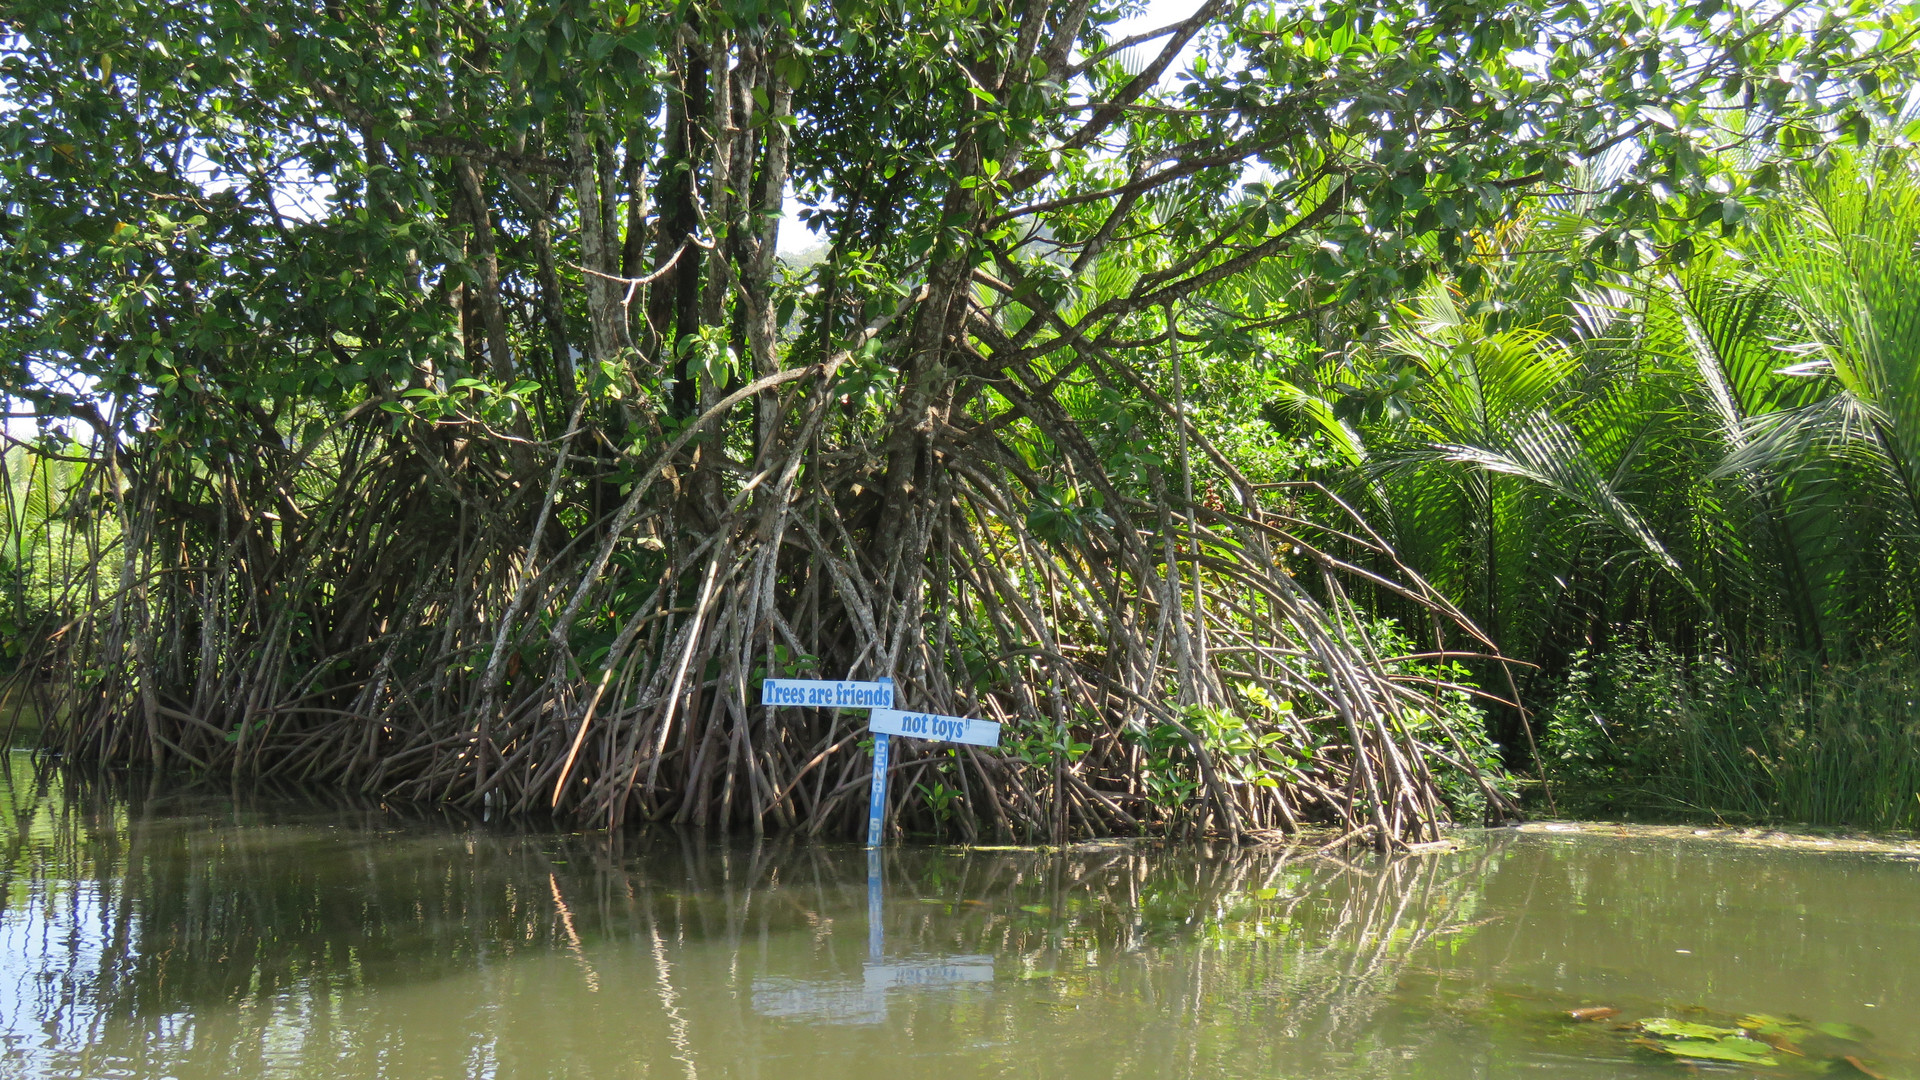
(1286, 157), (1920, 827)
(1, 0), (1915, 842)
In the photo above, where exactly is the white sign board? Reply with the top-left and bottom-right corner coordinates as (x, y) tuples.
(761, 679), (894, 709)
(868, 708), (1000, 747)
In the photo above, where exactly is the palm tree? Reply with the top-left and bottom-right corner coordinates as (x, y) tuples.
(1268, 152), (1920, 677)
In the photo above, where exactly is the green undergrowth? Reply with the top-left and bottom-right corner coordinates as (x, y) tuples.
(1539, 645), (1920, 832)
(1115, 619), (1517, 833)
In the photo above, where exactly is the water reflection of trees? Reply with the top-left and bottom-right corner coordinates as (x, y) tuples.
(859, 841), (1505, 1073)
(0, 754), (1505, 1078)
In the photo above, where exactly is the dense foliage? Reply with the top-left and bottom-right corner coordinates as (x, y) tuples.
(1270, 153), (1920, 822)
(1, 0), (1914, 838)
(1281, 159), (1920, 670)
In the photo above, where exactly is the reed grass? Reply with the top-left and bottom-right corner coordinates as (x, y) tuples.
(1542, 647), (1920, 831)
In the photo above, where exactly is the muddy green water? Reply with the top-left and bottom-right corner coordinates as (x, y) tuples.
(3, 752), (1918, 1079)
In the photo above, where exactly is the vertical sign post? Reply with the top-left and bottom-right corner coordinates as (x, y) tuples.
(865, 678), (892, 962)
(865, 677), (893, 848)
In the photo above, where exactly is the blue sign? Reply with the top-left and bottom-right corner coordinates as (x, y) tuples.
(868, 708), (1000, 747)
(761, 679), (894, 709)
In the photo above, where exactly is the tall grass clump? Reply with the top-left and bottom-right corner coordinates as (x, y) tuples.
(1542, 647), (1920, 831)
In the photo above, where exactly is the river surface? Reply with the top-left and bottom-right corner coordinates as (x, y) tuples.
(3, 750), (1918, 1080)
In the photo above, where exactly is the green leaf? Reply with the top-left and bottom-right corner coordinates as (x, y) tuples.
(1641, 1018), (1740, 1040)
(1649, 1038), (1778, 1066)
(1737, 1014), (1811, 1040)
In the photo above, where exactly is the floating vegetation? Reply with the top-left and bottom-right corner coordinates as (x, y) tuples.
(1633, 1031), (1779, 1067)
(1641, 1018), (1744, 1040)
(1556, 1004), (1904, 1076)
(1515, 823), (1920, 860)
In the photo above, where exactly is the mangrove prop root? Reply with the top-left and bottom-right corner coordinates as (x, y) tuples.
(27, 343), (1510, 848)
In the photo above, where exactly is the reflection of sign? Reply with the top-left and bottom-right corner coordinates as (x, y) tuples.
(864, 958), (995, 989)
(760, 679), (894, 709)
(868, 709), (1000, 747)
(753, 825), (995, 1026)
(750, 977), (889, 1025)
(750, 958), (995, 1026)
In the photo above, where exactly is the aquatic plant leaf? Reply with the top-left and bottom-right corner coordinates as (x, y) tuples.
(1818, 1023), (1876, 1043)
(1739, 1014), (1813, 1040)
(1651, 1037), (1779, 1065)
(1750, 1034), (1807, 1057)
(1642, 1018), (1741, 1040)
